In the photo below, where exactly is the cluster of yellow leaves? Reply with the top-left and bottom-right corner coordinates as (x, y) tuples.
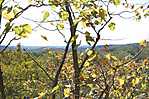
(13, 24), (32, 38)
(105, 53), (118, 61)
(2, 10), (14, 20)
(59, 10), (69, 20)
(57, 22), (64, 30)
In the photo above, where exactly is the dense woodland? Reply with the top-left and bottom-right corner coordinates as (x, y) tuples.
(0, 0), (149, 99)
(0, 43), (149, 98)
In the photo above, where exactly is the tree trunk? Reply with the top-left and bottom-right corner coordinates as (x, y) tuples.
(72, 39), (80, 99)
(0, 66), (6, 99)
(65, 3), (80, 99)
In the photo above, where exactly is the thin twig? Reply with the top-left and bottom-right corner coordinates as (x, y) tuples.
(24, 49), (53, 81)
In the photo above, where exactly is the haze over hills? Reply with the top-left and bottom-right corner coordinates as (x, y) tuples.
(0, 42), (147, 50)
(1, 42), (149, 59)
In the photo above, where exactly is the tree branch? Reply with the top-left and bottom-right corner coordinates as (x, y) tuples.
(0, 37), (20, 53)
(24, 49), (53, 81)
(79, 17), (112, 71)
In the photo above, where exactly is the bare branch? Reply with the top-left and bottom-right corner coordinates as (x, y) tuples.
(24, 49), (53, 81)
(0, 37), (20, 53)
(80, 17), (112, 71)
(51, 36), (72, 88)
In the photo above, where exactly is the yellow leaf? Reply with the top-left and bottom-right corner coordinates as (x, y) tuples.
(64, 88), (71, 97)
(132, 78), (140, 86)
(91, 72), (97, 78)
(22, 24), (32, 33)
(112, 0), (121, 5)
(38, 92), (46, 97)
(87, 50), (93, 56)
(84, 61), (90, 67)
(13, 24), (32, 38)
(42, 10), (50, 21)
(2, 10), (14, 20)
(105, 53), (111, 60)
(57, 23), (64, 30)
(118, 78), (125, 86)
(108, 22), (116, 31)
(59, 10), (69, 20)
(139, 40), (147, 47)
(111, 55), (118, 61)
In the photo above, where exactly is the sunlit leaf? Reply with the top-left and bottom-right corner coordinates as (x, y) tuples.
(57, 23), (64, 30)
(13, 24), (32, 38)
(88, 53), (97, 61)
(139, 40), (147, 47)
(91, 72), (97, 78)
(59, 10), (69, 20)
(42, 10), (50, 21)
(84, 61), (90, 67)
(71, 35), (78, 43)
(51, 85), (60, 93)
(105, 53), (112, 60)
(112, 0), (121, 5)
(118, 78), (125, 86)
(0, 0), (3, 4)
(132, 78), (140, 86)
(22, 24), (32, 33)
(108, 22), (116, 31)
(111, 55), (118, 61)
(13, 26), (22, 34)
(87, 49), (93, 56)
(64, 88), (71, 97)
(2, 10), (14, 20)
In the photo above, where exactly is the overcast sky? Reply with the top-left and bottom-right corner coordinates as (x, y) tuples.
(1, 0), (149, 46)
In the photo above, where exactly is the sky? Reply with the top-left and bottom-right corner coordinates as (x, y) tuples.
(1, 0), (149, 46)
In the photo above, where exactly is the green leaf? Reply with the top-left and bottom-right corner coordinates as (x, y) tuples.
(108, 22), (116, 31)
(42, 10), (50, 21)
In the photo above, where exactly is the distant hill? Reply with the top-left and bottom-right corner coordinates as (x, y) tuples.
(0, 42), (149, 59)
